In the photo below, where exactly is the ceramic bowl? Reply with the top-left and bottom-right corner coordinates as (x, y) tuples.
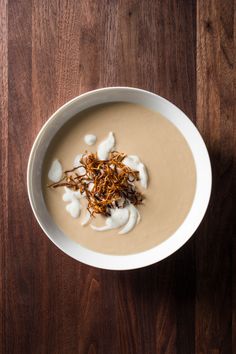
(27, 87), (212, 270)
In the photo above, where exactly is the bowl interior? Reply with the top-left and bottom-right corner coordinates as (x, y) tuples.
(27, 87), (211, 270)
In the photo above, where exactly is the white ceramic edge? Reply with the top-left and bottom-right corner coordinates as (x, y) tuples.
(27, 87), (212, 270)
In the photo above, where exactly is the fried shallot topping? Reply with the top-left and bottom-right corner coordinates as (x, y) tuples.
(48, 152), (143, 216)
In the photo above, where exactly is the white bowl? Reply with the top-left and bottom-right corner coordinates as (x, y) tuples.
(27, 87), (212, 270)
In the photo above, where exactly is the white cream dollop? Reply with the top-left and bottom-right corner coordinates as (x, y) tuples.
(84, 134), (97, 146)
(119, 204), (140, 234)
(90, 207), (129, 232)
(97, 132), (115, 160)
(73, 154), (83, 167)
(73, 154), (86, 175)
(81, 210), (91, 226)
(48, 159), (62, 182)
(62, 187), (83, 218)
(123, 155), (148, 189)
(90, 204), (140, 234)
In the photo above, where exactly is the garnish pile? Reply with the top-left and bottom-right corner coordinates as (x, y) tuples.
(48, 152), (143, 216)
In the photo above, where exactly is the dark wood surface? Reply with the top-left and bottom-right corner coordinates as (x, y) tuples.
(1, 1), (235, 353)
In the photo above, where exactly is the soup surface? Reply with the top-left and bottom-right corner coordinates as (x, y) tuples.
(43, 102), (196, 255)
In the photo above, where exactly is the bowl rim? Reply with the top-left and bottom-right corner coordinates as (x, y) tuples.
(27, 86), (212, 270)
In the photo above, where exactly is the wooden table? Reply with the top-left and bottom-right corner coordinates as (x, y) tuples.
(1, 1), (235, 353)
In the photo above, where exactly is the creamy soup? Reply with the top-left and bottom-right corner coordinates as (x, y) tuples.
(43, 102), (196, 255)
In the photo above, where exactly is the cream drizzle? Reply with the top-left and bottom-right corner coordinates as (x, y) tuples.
(48, 159), (62, 182)
(90, 204), (140, 234)
(123, 155), (148, 189)
(84, 134), (97, 146)
(62, 187), (83, 218)
(97, 132), (115, 160)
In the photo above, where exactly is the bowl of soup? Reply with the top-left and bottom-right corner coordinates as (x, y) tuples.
(27, 87), (211, 270)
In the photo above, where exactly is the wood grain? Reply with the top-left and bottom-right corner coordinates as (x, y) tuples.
(196, 1), (235, 353)
(0, 1), (8, 353)
(0, 0), (235, 353)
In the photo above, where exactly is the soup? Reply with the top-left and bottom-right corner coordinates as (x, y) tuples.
(43, 102), (196, 255)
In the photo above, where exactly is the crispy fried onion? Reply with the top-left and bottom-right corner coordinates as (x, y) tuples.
(48, 151), (143, 216)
